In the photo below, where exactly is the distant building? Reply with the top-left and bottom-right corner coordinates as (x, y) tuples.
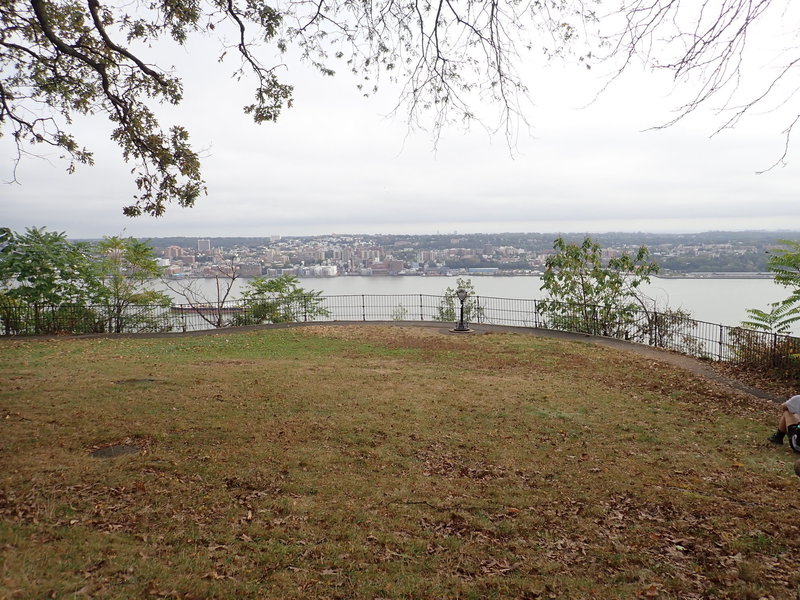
(358, 247), (382, 262)
(370, 262), (389, 276)
(387, 260), (405, 275)
(238, 264), (263, 277)
(318, 265), (338, 277)
(468, 267), (499, 274)
(197, 239), (211, 252)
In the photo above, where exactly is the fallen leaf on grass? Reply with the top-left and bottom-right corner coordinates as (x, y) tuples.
(480, 559), (521, 576)
(639, 583), (663, 597)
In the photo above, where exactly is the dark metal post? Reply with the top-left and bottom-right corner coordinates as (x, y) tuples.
(772, 332), (778, 368)
(451, 288), (471, 333)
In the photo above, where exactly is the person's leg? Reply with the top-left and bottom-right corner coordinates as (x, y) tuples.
(770, 409), (800, 444)
(770, 408), (791, 443)
(779, 411), (789, 433)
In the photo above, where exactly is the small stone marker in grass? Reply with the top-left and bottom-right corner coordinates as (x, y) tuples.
(90, 444), (141, 458)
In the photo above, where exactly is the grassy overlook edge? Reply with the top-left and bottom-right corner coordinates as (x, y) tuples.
(1, 324), (799, 599)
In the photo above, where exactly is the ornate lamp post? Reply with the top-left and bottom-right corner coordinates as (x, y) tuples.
(452, 288), (472, 333)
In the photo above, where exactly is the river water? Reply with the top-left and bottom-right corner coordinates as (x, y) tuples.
(159, 275), (796, 333)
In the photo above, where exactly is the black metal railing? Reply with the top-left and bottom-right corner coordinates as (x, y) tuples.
(1, 294), (798, 379)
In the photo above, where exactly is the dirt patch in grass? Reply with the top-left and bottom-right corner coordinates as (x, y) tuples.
(1, 325), (799, 599)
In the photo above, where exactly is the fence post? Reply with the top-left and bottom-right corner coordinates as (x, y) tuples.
(772, 332), (778, 368)
(362, 294), (366, 321)
(303, 295), (308, 322)
(652, 310), (659, 347)
(420, 294), (423, 321)
(718, 324), (724, 361)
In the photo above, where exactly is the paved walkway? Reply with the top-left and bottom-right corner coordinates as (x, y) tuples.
(476, 324), (784, 403)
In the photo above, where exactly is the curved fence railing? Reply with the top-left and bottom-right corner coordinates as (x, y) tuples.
(1, 294), (798, 379)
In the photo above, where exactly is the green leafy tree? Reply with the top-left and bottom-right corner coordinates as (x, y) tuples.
(768, 240), (800, 302)
(742, 301), (800, 335)
(436, 277), (484, 323)
(1, 1), (581, 216)
(742, 240), (800, 335)
(236, 274), (329, 324)
(0, 227), (101, 305)
(539, 236), (659, 337)
(0, 227), (104, 333)
(94, 236), (171, 333)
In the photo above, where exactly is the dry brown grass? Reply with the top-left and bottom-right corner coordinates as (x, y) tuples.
(1, 324), (798, 599)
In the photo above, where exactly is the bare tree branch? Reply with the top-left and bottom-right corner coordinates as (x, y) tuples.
(605, 0), (800, 164)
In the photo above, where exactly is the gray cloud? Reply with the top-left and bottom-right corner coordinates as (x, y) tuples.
(2, 40), (799, 238)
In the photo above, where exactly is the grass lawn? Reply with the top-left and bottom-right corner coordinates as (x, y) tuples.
(1, 324), (798, 599)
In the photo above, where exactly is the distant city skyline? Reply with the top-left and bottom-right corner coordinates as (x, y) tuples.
(147, 230), (790, 278)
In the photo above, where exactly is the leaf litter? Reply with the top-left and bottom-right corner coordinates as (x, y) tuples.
(1, 325), (799, 599)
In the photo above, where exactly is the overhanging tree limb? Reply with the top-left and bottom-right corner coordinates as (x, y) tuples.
(4, 0), (800, 216)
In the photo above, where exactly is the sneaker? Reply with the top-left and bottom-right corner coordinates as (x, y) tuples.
(768, 431), (785, 445)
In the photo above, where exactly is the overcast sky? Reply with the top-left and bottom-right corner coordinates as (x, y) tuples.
(3, 12), (800, 239)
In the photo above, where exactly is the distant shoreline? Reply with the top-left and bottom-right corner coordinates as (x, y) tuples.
(164, 271), (776, 280)
(654, 272), (774, 280)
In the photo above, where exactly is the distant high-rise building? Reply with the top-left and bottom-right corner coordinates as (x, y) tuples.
(197, 239), (211, 252)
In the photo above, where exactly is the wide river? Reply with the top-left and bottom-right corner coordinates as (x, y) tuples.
(159, 275), (797, 334)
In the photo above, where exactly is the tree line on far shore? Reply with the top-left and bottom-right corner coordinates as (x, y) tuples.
(1, 227), (798, 338)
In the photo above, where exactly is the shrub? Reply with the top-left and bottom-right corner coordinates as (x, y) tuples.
(729, 327), (800, 381)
